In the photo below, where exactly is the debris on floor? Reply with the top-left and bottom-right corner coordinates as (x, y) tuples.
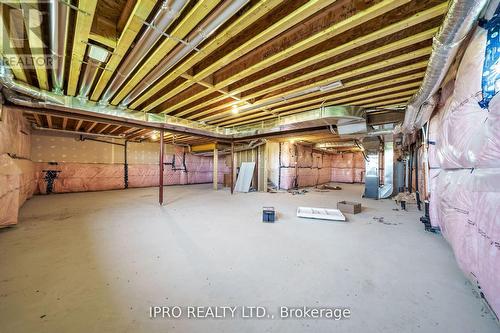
(297, 206), (346, 221)
(393, 192), (417, 204)
(337, 201), (362, 214)
(316, 184), (342, 191)
(373, 216), (400, 226)
(289, 189), (308, 195)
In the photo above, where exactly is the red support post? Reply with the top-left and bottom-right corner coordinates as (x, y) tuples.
(159, 130), (164, 205)
(230, 141), (234, 194)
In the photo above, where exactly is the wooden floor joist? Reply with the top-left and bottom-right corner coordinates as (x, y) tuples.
(157, 1), (446, 116)
(6, 0), (453, 143)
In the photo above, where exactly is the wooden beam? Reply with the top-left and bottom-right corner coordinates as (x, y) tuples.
(363, 97), (411, 108)
(124, 0), (284, 109)
(46, 115), (53, 128)
(0, 5), (28, 82)
(180, 30), (434, 121)
(62, 117), (68, 130)
(67, 0), (98, 96)
(97, 124), (111, 134)
(16, 1), (49, 90)
(86, 121), (98, 133)
(222, 90), (417, 127)
(90, 0), (156, 101)
(195, 48), (431, 123)
(74, 119), (84, 131)
(191, 143), (217, 152)
(33, 113), (42, 126)
(88, 33), (117, 49)
(117, 0), (137, 33)
(209, 68), (426, 124)
(111, 0), (222, 105)
(158, 0), (445, 115)
(136, 0), (337, 111)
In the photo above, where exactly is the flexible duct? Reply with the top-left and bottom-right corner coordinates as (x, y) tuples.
(400, 0), (489, 133)
(50, 0), (69, 94)
(99, 0), (189, 103)
(120, 0), (250, 107)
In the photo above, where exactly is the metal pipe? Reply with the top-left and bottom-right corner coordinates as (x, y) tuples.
(100, 0), (189, 103)
(120, 0), (250, 107)
(50, 0), (69, 94)
(78, 59), (101, 99)
(0, 59), (64, 104)
(400, 0), (489, 133)
(230, 141), (234, 194)
(159, 129), (164, 205)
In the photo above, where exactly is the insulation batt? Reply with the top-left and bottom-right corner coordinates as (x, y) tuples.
(0, 154), (36, 227)
(276, 143), (365, 189)
(427, 26), (500, 317)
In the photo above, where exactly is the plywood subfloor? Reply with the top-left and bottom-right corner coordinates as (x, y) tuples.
(0, 184), (498, 332)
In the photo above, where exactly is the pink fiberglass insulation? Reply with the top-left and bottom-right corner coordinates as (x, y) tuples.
(0, 106), (31, 159)
(0, 154), (37, 227)
(435, 28), (500, 169)
(330, 152), (365, 183)
(331, 168), (354, 183)
(353, 168), (365, 183)
(34, 148), (226, 193)
(35, 163), (125, 193)
(279, 168), (296, 190)
(426, 26), (500, 317)
(433, 169), (500, 315)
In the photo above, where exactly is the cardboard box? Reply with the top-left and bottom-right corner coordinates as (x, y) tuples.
(337, 201), (362, 214)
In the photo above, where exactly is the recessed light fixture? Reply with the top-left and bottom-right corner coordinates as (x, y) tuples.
(88, 44), (110, 63)
(232, 105), (239, 114)
(151, 132), (159, 140)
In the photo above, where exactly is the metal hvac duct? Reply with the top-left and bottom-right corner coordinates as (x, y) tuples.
(400, 0), (489, 133)
(99, 0), (189, 103)
(362, 135), (394, 199)
(378, 135), (394, 199)
(49, 0), (69, 94)
(78, 59), (101, 99)
(119, 0), (250, 107)
(0, 59), (64, 104)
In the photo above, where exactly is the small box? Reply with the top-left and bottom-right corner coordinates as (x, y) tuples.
(337, 201), (362, 214)
(263, 207), (275, 223)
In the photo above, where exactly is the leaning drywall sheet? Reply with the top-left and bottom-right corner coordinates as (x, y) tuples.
(235, 162), (255, 192)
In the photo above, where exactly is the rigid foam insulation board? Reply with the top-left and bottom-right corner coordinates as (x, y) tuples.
(296, 207), (346, 221)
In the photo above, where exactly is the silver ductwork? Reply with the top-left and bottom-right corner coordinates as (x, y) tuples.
(400, 0), (489, 133)
(378, 135), (394, 199)
(78, 59), (101, 99)
(50, 0), (69, 94)
(362, 135), (394, 199)
(120, 0), (250, 107)
(99, 0), (189, 103)
(0, 59), (64, 104)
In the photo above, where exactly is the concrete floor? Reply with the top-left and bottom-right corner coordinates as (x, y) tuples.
(0, 184), (498, 333)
